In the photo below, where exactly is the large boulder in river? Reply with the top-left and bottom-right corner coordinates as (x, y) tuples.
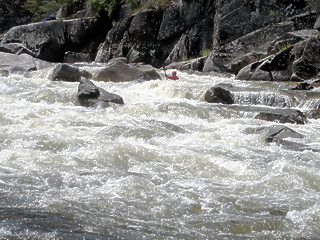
(1, 18), (106, 62)
(93, 59), (160, 82)
(205, 84), (234, 104)
(50, 63), (92, 82)
(77, 78), (124, 107)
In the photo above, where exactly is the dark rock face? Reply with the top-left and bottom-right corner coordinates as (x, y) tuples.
(236, 31), (320, 82)
(2, 21), (66, 62)
(77, 78), (124, 107)
(1, 18), (106, 62)
(95, 0), (215, 67)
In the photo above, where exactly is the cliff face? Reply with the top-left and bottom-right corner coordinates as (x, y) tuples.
(95, 0), (216, 67)
(1, 0), (319, 78)
(95, 0), (317, 69)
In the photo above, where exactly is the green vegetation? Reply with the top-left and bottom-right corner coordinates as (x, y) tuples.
(180, 48), (212, 62)
(279, 42), (293, 52)
(120, 0), (171, 15)
(200, 48), (212, 57)
(23, 0), (73, 18)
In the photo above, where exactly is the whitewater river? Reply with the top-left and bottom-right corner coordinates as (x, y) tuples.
(0, 65), (320, 239)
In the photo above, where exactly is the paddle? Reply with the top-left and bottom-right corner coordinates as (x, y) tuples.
(162, 64), (168, 80)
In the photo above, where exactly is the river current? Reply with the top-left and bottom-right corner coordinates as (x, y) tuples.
(0, 65), (320, 239)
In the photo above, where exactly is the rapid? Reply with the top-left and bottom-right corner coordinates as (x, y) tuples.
(0, 65), (320, 239)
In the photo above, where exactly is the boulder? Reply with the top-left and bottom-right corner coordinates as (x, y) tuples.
(204, 84), (234, 104)
(0, 52), (52, 72)
(50, 64), (92, 82)
(255, 109), (306, 124)
(1, 18), (105, 62)
(132, 63), (161, 80)
(77, 78), (124, 107)
(2, 21), (66, 62)
(93, 59), (145, 82)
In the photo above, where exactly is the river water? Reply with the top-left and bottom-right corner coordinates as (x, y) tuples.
(0, 65), (320, 239)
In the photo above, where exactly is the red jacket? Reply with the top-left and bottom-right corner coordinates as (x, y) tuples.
(166, 71), (179, 80)
(167, 75), (179, 80)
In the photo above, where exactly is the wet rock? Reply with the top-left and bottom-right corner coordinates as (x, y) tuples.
(246, 124), (320, 152)
(248, 125), (305, 139)
(265, 136), (320, 152)
(51, 63), (92, 82)
(255, 109), (306, 124)
(205, 85), (234, 104)
(291, 81), (314, 90)
(77, 78), (124, 107)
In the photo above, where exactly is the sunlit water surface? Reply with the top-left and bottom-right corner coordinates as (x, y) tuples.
(0, 66), (320, 239)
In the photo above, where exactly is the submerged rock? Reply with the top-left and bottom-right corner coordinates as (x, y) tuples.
(245, 124), (320, 152)
(255, 110), (306, 125)
(245, 125), (304, 139)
